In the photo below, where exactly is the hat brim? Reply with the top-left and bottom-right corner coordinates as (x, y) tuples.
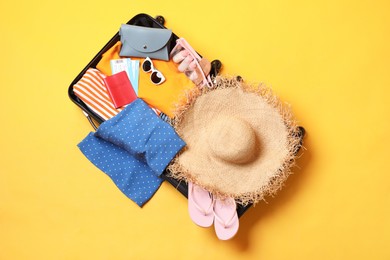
(168, 76), (302, 205)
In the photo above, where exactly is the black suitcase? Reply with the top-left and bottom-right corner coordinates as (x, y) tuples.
(68, 13), (255, 217)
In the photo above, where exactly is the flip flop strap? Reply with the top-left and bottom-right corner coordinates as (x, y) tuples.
(190, 184), (213, 215)
(213, 201), (237, 228)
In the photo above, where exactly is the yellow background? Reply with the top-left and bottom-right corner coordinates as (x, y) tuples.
(1, 0), (389, 259)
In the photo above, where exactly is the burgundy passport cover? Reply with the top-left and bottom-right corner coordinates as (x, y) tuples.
(103, 71), (137, 108)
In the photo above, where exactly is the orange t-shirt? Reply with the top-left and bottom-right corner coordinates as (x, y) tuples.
(96, 41), (122, 76)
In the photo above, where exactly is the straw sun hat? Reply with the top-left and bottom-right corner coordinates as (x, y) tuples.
(168, 76), (303, 206)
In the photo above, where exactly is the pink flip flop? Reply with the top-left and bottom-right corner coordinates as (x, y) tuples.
(213, 198), (239, 240)
(188, 182), (214, 227)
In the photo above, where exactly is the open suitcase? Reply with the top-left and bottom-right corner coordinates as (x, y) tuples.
(68, 13), (305, 219)
(68, 13), (255, 217)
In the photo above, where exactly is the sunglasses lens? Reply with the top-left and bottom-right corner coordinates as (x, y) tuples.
(151, 71), (164, 85)
(142, 60), (152, 72)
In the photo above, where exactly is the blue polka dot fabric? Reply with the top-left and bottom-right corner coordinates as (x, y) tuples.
(78, 99), (186, 207)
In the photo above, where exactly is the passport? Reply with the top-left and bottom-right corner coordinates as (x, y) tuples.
(103, 71), (137, 108)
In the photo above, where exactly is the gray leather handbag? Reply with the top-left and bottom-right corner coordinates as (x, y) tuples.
(119, 24), (173, 61)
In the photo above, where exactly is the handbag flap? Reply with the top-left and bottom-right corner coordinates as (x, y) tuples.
(120, 24), (172, 53)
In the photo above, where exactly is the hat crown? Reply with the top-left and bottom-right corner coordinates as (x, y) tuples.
(207, 115), (256, 164)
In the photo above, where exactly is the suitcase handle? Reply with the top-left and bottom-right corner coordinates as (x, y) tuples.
(82, 111), (98, 130)
(155, 15), (165, 25)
